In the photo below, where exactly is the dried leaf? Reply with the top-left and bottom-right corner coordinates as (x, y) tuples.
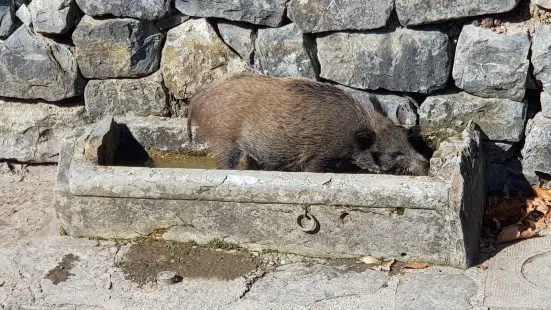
(526, 198), (549, 215)
(476, 264), (488, 270)
(359, 256), (382, 266)
(496, 222), (542, 244)
(370, 259), (395, 272)
(381, 259), (395, 272)
(525, 199), (536, 215)
(487, 197), (526, 224)
(403, 262), (429, 270)
(534, 218), (548, 230)
(533, 188), (551, 204)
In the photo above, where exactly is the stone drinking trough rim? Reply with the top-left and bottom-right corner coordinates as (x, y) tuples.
(65, 118), (450, 211)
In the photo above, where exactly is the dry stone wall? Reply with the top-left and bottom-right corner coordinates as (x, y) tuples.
(1, 0), (551, 194)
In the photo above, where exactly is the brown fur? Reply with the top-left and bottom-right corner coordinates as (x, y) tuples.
(187, 73), (429, 175)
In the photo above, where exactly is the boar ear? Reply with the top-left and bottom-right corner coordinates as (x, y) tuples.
(355, 130), (375, 151)
(368, 94), (386, 116)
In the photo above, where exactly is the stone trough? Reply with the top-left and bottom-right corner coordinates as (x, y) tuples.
(54, 116), (485, 269)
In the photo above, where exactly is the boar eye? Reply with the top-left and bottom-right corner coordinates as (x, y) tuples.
(355, 130), (375, 151)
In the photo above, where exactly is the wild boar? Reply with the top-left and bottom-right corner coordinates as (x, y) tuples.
(187, 73), (429, 175)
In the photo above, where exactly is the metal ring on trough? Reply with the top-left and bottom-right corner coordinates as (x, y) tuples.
(296, 211), (319, 234)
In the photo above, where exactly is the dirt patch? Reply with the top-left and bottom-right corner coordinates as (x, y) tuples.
(389, 260), (410, 276)
(118, 239), (261, 286)
(44, 254), (80, 285)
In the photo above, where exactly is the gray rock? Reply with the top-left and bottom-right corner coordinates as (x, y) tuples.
(532, 23), (551, 91)
(338, 86), (418, 127)
(29, 0), (77, 34)
(175, 0), (287, 27)
(534, 0), (551, 9)
(156, 10), (189, 30)
(395, 0), (519, 26)
(243, 263), (389, 306)
(419, 91), (527, 142)
(396, 274), (477, 310)
(15, 3), (30, 26)
(541, 91), (551, 119)
(161, 19), (249, 100)
(522, 113), (551, 183)
(217, 21), (255, 60)
(453, 24), (530, 101)
(254, 23), (317, 78)
(0, 0), (16, 38)
(72, 16), (163, 79)
(288, 0), (393, 33)
(84, 72), (168, 121)
(483, 141), (516, 163)
(0, 98), (87, 163)
(115, 116), (199, 151)
(0, 26), (85, 101)
(317, 28), (450, 94)
(75, 0), (170, 20)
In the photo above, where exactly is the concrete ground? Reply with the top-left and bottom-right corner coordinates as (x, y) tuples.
(0, 165), (549, 310)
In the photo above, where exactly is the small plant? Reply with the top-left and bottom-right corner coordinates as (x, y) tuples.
(261, 248), (279, 254)
(59, 225), (67, 236)
(206, 238), (241, 250)
(111, 238), (138, 246)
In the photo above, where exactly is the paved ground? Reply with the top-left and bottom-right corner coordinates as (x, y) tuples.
(0, 164), (549, 310)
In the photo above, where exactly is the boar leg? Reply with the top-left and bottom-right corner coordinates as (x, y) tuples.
(302, 158), (359, 173)
(302, 159), (333, 173)
(216, 142), (244, 170)
(245, 156), (262, 170)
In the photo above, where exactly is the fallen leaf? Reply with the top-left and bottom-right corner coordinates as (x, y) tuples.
(359, 256), (382, 265)
(381, 259), (395, 271)
(487, 197), (526, 224)
(476, 264), (488, 270)
(534, 218), (548, 231)
(403, 262), (429, 270)
(533, 188), (551, 204)
(370, 258), (395, 272)
(496, 221), (544, 244)
(526, 198), (549, 215)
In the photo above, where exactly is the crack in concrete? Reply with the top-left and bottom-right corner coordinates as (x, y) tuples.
(26, 286), (36, 303)
(307, 293), (361, 306)
(239, 268), (266, 300)
(394, 277), (400, 310)
(372, 277), (390, 296)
